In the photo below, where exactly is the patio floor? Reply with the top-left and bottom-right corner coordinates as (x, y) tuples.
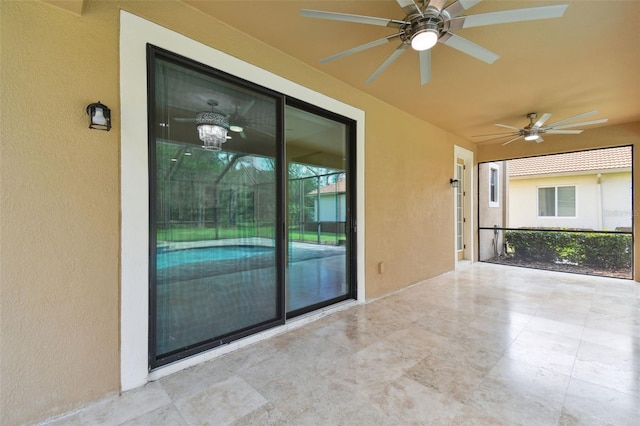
(47, 262), (640, 425)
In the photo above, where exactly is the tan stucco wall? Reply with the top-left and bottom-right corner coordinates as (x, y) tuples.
(1, 2), (121, 425)
(1, 1), (474, 424)
(478, 162), (507, 260)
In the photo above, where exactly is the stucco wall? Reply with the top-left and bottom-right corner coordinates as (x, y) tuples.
(0, 2), (121, 425)
(509, 172), (632, 230)
(601, 172), (633, 230)
(316, 194), (346, 222)
(1, 1), (474, 424)
(478, 162), (507, 260)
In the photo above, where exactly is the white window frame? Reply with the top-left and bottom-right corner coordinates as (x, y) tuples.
(537, 185), (577, 218)
(489, 163), (499, 208)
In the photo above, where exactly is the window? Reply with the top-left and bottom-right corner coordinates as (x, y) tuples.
(538, 186), (576, 217)
(489, 164), (499, 207)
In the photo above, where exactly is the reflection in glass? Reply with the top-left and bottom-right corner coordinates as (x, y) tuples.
(152, 56), (279, 358)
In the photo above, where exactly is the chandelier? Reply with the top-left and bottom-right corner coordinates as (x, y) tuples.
(196, 100), (229, 151)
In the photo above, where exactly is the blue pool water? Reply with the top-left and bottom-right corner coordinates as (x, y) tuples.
(157, 245), (273, 269)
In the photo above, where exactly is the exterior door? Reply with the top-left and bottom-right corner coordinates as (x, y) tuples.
(456, 160), (465, 260)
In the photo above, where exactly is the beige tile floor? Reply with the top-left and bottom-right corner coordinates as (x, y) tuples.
(48, 263), (640, 425)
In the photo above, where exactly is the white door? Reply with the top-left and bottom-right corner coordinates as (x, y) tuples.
(456, 160), (465, 260)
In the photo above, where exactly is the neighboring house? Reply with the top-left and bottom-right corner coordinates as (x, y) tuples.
(308, 177), (346, 222)
(305, 177), (346, 236)
(508, 146), (632, 231)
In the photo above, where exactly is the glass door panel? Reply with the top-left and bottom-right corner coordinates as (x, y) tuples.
(285, 104), (353, 315)
(150, 51), (282, 366)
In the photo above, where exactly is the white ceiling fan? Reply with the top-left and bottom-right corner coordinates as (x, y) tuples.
(474, 111), (609, 145)
(301, 0), (569, 85)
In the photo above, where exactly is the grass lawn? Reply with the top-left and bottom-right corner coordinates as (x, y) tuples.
(157, 225), (344, 244)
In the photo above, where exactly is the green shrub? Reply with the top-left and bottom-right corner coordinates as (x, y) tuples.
(505, 230), (631, 269)
(505, 230), (563, 262)
(580, 233), (632, 269)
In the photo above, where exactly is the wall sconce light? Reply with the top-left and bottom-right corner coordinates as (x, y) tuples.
(86, 101), (111, 131)
(450, 178), (460, 188)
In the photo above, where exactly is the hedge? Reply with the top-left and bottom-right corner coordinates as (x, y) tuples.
(505, 230), (632, 270)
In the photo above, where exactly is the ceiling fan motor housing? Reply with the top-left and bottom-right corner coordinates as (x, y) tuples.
(403, 11), (444, 46)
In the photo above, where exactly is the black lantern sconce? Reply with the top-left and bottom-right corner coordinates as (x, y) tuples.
(86, 101), (111, 131)
(450, 178), (460, 188)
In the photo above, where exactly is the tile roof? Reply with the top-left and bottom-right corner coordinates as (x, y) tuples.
(508, 146), (632, 177)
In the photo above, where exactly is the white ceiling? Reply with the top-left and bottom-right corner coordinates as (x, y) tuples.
(184, 0), (640, 146)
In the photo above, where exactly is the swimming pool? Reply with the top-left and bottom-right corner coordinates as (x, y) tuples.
(156, 245), (273, 269)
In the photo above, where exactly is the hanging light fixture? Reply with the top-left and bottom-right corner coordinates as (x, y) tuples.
(86, 101), (111, 131)
(196, 100), (229, 151)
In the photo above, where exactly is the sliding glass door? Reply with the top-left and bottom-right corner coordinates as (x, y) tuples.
(148, 46), (355, 368)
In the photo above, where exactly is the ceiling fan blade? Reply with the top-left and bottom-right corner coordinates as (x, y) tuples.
(548, 118), (609, 130)
(449, 4), (568, 30)
(396, 0), (423, 16)
(494, 123), (521, 131)
(239, 99), (256, 117)
(366, 44), (408, 84)
(472, 131), (519, 138)
(427, 0), (448, 13)
(419, 49), (431, 85)
(439, 33), (499, 64)
(533, 113), (552, 129)
(300, 9), (406, 29)
(320, 33), (402, 63)
(475, 134), (520, 143)
(443, 0), (482, 19)
(545, 130), (583, 134)
(543, 110), (598, 128)
(535, 136), (544, 143)
(502, 135), (523, 146)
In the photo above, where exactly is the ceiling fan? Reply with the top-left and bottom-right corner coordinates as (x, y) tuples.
(301, 0), (568, 85)
(474, 111), (609, 145)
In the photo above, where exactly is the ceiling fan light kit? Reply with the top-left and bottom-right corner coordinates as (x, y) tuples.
(410, 27), (439, 51)
(407, 12), (441, 50)
(301, 0), (569, 85)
